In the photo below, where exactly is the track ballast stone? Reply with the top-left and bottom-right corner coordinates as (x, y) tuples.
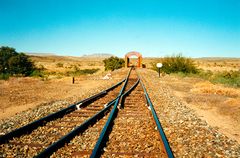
(138, 69), (240, 157)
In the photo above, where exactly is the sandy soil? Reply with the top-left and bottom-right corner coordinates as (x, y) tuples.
(0, 69), (127, 120)
(161, 74), (240, 143)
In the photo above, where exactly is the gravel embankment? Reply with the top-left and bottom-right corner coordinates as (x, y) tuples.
(139, 69), (240, 157)
(0, 101), (69, 136)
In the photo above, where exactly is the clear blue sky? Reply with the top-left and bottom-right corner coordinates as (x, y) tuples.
(0, 0), (239, 57)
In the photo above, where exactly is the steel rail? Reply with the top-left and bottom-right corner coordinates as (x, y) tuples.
(90, 68), (140, 158)
(35, 98), (117, 158)
(36, 68), (133, 157)
(139, 79), (174, 158)
(119, 78), (140, 109)
(116, 67), (132, 97)
(0, 79), (125, 144)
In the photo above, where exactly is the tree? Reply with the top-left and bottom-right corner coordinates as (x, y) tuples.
(0, 46), (36, 76)
(0, 46), (17, 73)
(103, 56), (125, 71)
(8, 53), (35, 75)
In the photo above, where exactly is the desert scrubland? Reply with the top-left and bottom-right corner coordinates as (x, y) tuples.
(0, 55), (239, 145)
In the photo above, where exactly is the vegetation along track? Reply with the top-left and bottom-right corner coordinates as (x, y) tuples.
(0, 68), (173, 157)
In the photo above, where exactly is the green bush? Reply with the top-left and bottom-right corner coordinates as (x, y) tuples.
(211, 71), (240, 87)
(177, 69), (240, 88)
(0, 46), (36, 77)
(0, 73), (10, 80)
(152, 54), (198, 74)
(30, 70), (45, 78)
(103, 56), (125, 71)
(190, 70), (214, 80)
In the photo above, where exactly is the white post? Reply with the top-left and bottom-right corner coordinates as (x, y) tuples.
(156, 63), (163, 78)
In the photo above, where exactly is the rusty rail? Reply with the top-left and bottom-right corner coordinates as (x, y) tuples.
(36, 68), (133, 157)
(90, 68), (138, 158)
(139, 79), (174, 158)
(35, 98), (117, 158)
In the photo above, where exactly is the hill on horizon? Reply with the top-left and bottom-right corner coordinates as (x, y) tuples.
(25, 52), (115, 58)
(81, 53), (114, 58)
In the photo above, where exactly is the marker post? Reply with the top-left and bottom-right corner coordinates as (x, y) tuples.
(156, 63), (163, 78)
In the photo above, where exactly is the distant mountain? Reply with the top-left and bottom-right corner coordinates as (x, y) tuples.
(81, 53), (114, 58)
(24, 52), (56, 56)
(25, 52), (116, 58)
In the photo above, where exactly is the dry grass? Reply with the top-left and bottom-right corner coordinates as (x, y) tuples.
(30, 55), (106, 74)
(142, 57), (240, 72)
(191, 81), (240, 97)
(195, 58), (240, 72)
(161, 74), (240, 142)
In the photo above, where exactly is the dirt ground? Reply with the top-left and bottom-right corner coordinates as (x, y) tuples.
(0, 69), (127, 120)
(161, 74), (240, 143)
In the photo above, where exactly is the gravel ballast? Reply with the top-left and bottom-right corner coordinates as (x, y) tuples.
(0, 69), (128, 136)
(138, 69), (240, 157)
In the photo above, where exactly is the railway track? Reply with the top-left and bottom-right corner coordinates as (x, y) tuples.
(0, 71), (128, 157)
(0, 68), (173, 158)
(101, 82), (165, 157)
(90, 69), (173, 158)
